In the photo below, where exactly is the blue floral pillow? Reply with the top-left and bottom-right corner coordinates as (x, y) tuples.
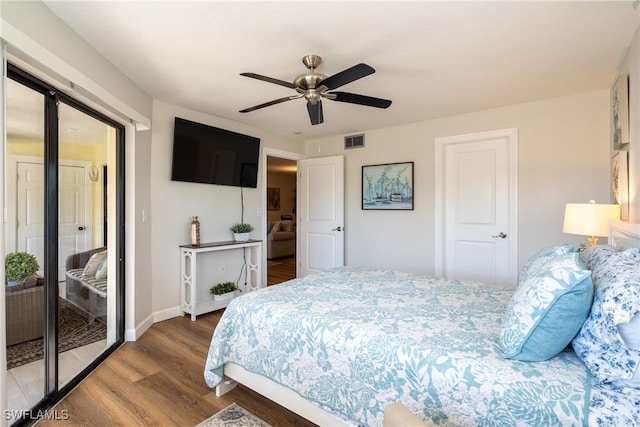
(500, 251), (593, 361)
(573, 245), (640, 388)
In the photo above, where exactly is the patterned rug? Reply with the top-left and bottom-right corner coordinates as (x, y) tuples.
(6, 298), (106, 369)
(196, 403), (272, 427)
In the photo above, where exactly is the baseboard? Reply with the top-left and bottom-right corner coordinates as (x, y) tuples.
(153, 305), (182, 323)
(125, 306), (182, 341)
(125, 312), (153, 342)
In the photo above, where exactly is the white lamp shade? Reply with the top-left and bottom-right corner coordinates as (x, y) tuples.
(563, 203), (620, 237)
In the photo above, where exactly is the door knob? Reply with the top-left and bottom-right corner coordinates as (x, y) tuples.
(492, 232), (507, 239)
(78, 226), (85, 231)
(332, 226), (343, 232)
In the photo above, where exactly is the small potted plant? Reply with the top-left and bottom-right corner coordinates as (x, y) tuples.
(210, 281), (238, 301)
(231, 223), (254, 241)
(5, 251), (39, 286)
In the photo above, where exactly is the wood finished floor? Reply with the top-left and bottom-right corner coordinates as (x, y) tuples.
(266, 256), (296, 286)
(38, 258), (307, 427)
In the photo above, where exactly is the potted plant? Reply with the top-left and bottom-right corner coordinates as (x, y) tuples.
(5, 251), (39, 285)
(231, 223), (254, 241)
(210, 281), (238, 301)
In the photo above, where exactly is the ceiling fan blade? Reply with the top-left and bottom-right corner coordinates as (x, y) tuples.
(307, 100), (324, 125)
(239, 95), (302, 113)
(240, 72), (298, 89)
(329, 91), (392, 109)
(318, 63), (375, 91)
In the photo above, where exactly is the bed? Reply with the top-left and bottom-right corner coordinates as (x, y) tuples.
(205, 220), (640, 426)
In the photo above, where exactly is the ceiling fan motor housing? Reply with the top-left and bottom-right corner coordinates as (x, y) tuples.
(239, 54), (391, 125)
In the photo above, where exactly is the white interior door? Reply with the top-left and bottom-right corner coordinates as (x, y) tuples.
(16, 162), (46, 276)
(58, 164), (90, 279)
(297, 155), (345, 276)
(435, 128), (518, 286)
(16, 161), (90, 280)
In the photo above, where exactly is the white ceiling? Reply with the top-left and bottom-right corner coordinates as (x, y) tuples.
(42, 1), (639, 140)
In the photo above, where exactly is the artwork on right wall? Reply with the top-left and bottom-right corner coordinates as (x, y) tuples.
(611, 149), (629, 221)
(611, 73), (630, 151)
(610, 73), (631, 221)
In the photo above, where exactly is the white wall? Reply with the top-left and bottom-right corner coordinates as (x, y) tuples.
(305, 90), (612, 275)
(149, 101), (303, 318)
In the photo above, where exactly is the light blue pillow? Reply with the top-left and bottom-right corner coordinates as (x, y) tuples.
(500, 252), (593, 361)
(519, 244), (576, 283)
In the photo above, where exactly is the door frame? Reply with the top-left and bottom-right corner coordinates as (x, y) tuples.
(434, 127), (519, 285)
(261, 147), (305, 283)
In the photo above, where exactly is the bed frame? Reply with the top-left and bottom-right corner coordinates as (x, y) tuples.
(608, 219), (640, 250)
(216, 220), (640, 426)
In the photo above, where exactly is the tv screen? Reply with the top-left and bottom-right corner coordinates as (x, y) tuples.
(171, 117), (260, 188)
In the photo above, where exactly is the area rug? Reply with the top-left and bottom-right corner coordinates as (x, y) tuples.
(196, 403), (272, 427)
(6, 298), (106, 369)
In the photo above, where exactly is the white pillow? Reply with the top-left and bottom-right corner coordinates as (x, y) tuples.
(95, 256), (108, 280)
(82, 250), (107, 277)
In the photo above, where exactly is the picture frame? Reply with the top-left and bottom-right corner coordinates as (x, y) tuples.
(267, 187), (280, 211)
(362, 162), (414, 210)
(611, 151), (629, 221)
(611, 74), (630, 151)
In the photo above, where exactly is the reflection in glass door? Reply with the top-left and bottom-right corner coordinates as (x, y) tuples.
(5, 77), (46, 421)
(4, 65), (124, 426)
(57, 102), (118, 388)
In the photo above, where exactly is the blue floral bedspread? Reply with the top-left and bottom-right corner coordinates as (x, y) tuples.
(204, 267), (636, 426)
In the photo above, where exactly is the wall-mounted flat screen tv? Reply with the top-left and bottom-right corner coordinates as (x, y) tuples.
(171, 117), (260, 188)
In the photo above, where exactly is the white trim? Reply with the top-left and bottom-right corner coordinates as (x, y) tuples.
(153, 306), (182, 324)
(434, 128), (519, 285)
(125, 312), (154, 342)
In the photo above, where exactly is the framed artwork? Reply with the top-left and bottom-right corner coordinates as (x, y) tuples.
(267, 187), (280, 210)
(611, 74), (630, 150)
(362, 162), (414, 210)
(611, 151), (629, 221)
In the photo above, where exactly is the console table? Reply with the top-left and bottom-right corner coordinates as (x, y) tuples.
(180, 240), (262, 320)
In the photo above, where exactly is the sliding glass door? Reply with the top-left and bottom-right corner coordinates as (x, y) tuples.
(4, 65), (124, 425)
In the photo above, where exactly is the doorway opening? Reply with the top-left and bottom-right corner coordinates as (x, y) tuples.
(266, 155), (297, 285)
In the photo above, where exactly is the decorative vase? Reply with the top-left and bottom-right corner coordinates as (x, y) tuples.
(213, 291), (235, 301)
(191, 216), (200, 246)
(233, 232), (250, 242)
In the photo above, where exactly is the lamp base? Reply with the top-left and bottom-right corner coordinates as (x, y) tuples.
(587, 236), (599, 246)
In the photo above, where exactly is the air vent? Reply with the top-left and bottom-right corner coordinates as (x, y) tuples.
(344, 134), (365, 149)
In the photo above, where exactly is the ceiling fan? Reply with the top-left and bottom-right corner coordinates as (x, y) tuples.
(239, 54), (392, 125)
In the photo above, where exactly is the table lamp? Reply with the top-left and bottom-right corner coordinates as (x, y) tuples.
(563, 200), (620, 246)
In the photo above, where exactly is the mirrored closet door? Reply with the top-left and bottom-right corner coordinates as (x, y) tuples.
(4, 64), (124, 426)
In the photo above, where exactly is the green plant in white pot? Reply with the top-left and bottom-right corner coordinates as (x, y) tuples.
(231, 223), (254, 241)
(5, 251), (39, 284)
(210, 281), (238, 301)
